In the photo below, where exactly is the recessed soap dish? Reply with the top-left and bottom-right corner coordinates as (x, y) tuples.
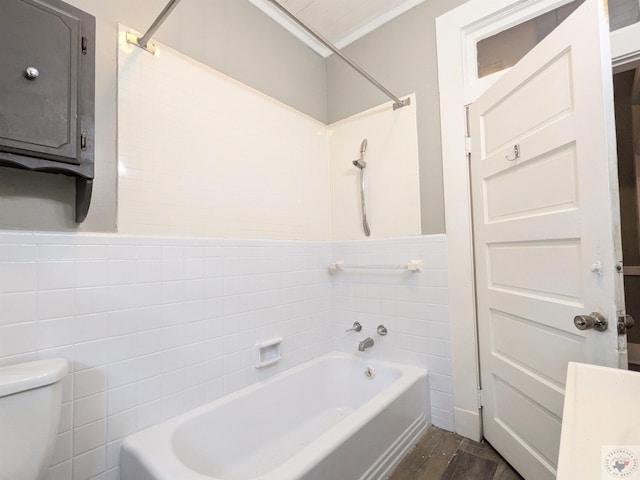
(255, 337), (283, 368)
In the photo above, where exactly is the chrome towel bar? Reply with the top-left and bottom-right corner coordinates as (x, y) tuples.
(329, 260), (422, 272)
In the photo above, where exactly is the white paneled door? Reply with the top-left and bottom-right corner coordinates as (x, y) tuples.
(469, 0), (627, 479)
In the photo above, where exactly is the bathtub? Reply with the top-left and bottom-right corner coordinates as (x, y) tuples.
(121, 352), (430, 480)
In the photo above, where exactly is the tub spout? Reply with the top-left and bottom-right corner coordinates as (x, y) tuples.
(358, 337), (374, 352)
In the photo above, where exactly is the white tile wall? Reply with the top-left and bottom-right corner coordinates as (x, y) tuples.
(117, 27), (331, 241)
(330, 235), (453, 430)
(0, 231), (332, 480)
(0, 231), (452, 480)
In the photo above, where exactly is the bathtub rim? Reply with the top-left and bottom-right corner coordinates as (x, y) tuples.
(121, 351), (428, 480)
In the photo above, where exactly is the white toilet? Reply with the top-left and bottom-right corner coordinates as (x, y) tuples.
(0, 358), (68, 480)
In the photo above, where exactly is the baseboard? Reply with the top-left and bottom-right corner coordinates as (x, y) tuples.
(454, 406), (482, 441)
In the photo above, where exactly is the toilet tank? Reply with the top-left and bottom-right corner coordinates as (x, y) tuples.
(0, 358), (68, 480)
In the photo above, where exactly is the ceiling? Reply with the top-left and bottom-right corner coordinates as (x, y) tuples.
(250, 0), (425, 57)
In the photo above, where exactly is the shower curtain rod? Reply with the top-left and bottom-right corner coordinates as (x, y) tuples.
(127, 0), (183, 54)
(266, 0), (410, 111)
(127, 0), (410, 110)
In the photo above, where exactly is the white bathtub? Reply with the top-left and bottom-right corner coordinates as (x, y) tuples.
(121, 352), (430, 480)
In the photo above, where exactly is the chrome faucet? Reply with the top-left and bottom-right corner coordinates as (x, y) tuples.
(358, 337), (374, 352)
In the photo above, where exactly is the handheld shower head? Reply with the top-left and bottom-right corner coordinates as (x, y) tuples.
(352, 159), (366, 168)
(352, 138), (368, 169)
(352, 138), (370, 236)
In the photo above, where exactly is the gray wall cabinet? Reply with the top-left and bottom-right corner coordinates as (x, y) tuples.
(0, 0), (95, 222)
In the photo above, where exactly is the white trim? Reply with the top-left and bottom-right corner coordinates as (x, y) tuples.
(460, 0), (578, 103)
(248, 0), (332, 57)
(436, 0), (640, 440)
(454, 407), (483, 441)
(333, 0), (426, 50)
(612, 22), (640, 69)
(249, 0), (426, 58)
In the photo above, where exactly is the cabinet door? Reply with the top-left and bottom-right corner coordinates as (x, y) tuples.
(0, 0), (81, 164)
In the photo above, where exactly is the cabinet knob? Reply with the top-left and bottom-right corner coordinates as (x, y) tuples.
(24, 67), (39, 80)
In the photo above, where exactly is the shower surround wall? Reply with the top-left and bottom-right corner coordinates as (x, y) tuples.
(329, 95), (421, 240)
(331, 235), (452, 429)
(117, 27), (421, 242)
(117, 27), (330, 240)
(0, 232), (451, 480)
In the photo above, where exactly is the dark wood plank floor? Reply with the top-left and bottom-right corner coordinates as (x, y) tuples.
(389, 426), (524, 480)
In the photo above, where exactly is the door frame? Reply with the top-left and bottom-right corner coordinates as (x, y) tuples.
(436, 0), (640, 441)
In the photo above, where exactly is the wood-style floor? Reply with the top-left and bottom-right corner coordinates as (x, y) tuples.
(389, 426), (524, 480)
(392, 365), (640, 479)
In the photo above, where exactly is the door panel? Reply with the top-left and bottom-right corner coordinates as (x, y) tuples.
(485, 143), (578, 221)
(482, 51), (574, 155)
(491, 310), (584, 388)
(493, 377), (562, 464)
(488, 241), (582, 298)
(470, 0), (625, 478)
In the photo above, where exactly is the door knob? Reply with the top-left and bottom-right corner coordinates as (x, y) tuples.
(574, 312), (608, 331)
(618, 314), (635, 334)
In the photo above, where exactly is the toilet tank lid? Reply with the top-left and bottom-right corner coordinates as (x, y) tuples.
(0, 358), (68, 397)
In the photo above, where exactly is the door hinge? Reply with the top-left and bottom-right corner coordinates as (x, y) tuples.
(477, 388), (484, 409)
(82, 36), (88, 55)
(80, 132), (87, 151)
(464, 104), (471, 158)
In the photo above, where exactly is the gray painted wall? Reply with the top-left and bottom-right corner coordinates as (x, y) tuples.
(326, 0), (468, 235)
(1, 0), (326, 232)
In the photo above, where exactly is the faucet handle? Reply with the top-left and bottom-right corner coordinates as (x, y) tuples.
(346, 321), (362, 332)
(377, 325), (387, 336)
